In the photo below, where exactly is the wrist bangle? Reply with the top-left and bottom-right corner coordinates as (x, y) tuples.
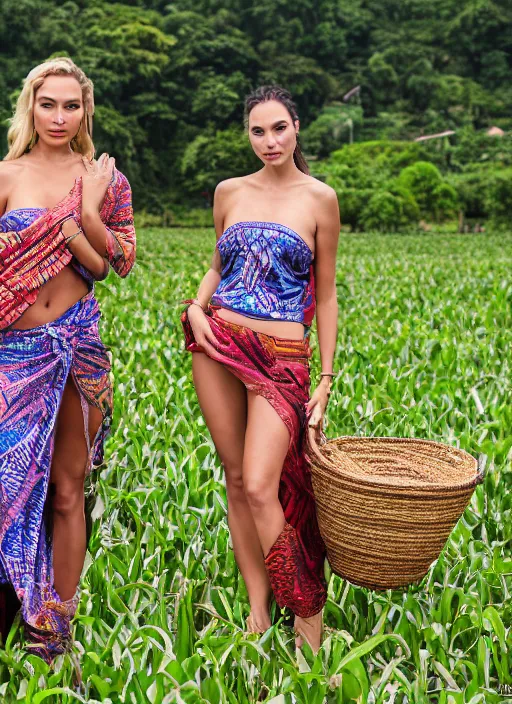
(319, 372), (336, 379)
(65, 228), (83, 245)
(190, 298), (206, 311)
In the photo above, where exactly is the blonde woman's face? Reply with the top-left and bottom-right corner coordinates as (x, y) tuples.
(248, 100), (299, 167)
(33, 75), (84, 147)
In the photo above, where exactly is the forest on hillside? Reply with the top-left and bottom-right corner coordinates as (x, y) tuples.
(1, 0), (511, 228)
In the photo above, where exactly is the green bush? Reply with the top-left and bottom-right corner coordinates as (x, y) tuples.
(431, 182), (459, 221)
(484, 169), (512, 229)
(168, 207), (214, 228)
(134, 211), (166, 229)
(336, 188), (376, 230)
(358, 112), (414, 142)
(316, 162), (384, 190)
(330, 140), (433, 173)
(301, 104), (363, 158)
(447, 171), (488, 219)
(134, 208), (214, 229)
(311, 141), (423, 192)
(388, 144), (439, 172)
(449, 126), (512, 171)
(448, 167), (512, 225)
(397, 162), (459, 221)
(317, 137), (510, 228)
(360, 184), (420, 232)
(181, 126), (259, 197)
(398, 161), (442, 210)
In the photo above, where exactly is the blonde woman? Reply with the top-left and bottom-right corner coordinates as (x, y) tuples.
(0, 57), (136, 661)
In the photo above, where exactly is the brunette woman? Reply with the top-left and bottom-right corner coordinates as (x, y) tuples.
(181, 85), (339, 652)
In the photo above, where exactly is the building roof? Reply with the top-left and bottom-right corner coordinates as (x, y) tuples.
(415, 131), (456, 142)
(487, 126), (505, 137)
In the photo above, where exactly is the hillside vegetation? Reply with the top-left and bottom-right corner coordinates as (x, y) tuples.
(1, 0), (511, 227)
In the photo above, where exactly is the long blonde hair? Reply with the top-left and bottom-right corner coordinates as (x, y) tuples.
(5, 57), (95, 161)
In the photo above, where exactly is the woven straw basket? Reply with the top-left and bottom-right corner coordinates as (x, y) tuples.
(308, 433), (483, 590)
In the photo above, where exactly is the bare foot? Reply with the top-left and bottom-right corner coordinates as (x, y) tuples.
(246, 611), (271, 634)
(294, 611), (323, 654)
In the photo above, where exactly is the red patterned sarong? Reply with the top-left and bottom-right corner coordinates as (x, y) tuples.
(182, 305), (327, 618)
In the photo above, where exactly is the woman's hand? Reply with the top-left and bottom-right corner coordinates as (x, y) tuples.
(306, 378), (332, 444)
(81, 153), (115, 215)
(187, 304), (218, 357)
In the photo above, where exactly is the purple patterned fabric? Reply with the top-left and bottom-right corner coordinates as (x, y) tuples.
(0, 209), (114, 661)
(0, 208), (47, 233)
(211, 222), (316, 328)
(0, 291), (112, 661)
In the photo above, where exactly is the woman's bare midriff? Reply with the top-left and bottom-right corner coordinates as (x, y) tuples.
(11, 265), (89, 329)
(216, 307), (305, 340)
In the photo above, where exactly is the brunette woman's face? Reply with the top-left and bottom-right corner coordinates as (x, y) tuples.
(248, 100), (299, 167)
(33, 75), (84, 148)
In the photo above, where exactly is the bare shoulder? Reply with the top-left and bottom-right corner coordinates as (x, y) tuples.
(213, 177), (249, 230)
(0, 158), (25, 182)
(213, 177), (246, 235)
(304, 175), (337, 203)
(306, 176), (339, 225)
(0, 159), (26, 211)
(303, 177), (340, 241)
(214, 176), (248, 200)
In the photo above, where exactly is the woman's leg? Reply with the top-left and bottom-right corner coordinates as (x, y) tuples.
(192, 352), (272, 631)
(50, 377), (103, 601)
(243, 393), (289, 555)
(243, 392), (323, 652)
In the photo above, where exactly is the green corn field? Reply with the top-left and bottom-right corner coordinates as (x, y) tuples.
(0, 229), (510, 703)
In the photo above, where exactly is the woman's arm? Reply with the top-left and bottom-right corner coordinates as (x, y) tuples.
(194, 252), (222, 308)
(184, 180), (232, 354)
(61, 218), (109, 280)
(80, 158), (136, 277)
(75, 154), (111, 257)
(315, 187), (340, 375)
(190, 179), (232, 307)
(306, 186), (340, 433)
(80, 208), (107, 256)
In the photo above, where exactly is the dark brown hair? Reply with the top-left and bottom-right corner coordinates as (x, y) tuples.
(244, 85), (309, 175)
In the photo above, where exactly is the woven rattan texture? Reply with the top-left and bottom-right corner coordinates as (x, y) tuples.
(309, 436), (480, 590)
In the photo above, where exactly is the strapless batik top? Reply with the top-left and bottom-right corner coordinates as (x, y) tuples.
(0, 208), (94, 288)
(211, 221), (316, 327)
(0, 168), (135, 331)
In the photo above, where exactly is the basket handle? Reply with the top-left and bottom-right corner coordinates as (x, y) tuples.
(307, 427), (362, 473)
(475, 455), (487, 485)
(307, 428), (373, 475)
(307, 427), (329, 465)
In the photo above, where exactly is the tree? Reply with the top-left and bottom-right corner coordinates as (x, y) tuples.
(180, 126), (259, 201)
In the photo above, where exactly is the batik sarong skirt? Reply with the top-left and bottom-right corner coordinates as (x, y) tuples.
(182, 305), (327, 618)
(0, 290), (112, 661)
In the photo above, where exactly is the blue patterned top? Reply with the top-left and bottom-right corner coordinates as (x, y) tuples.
(0, 207), (94, 286)
(0, 208), (47, 232)
(211, 221), (315, 325)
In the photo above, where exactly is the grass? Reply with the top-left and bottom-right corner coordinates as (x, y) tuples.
(0, 229), (511, 703)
